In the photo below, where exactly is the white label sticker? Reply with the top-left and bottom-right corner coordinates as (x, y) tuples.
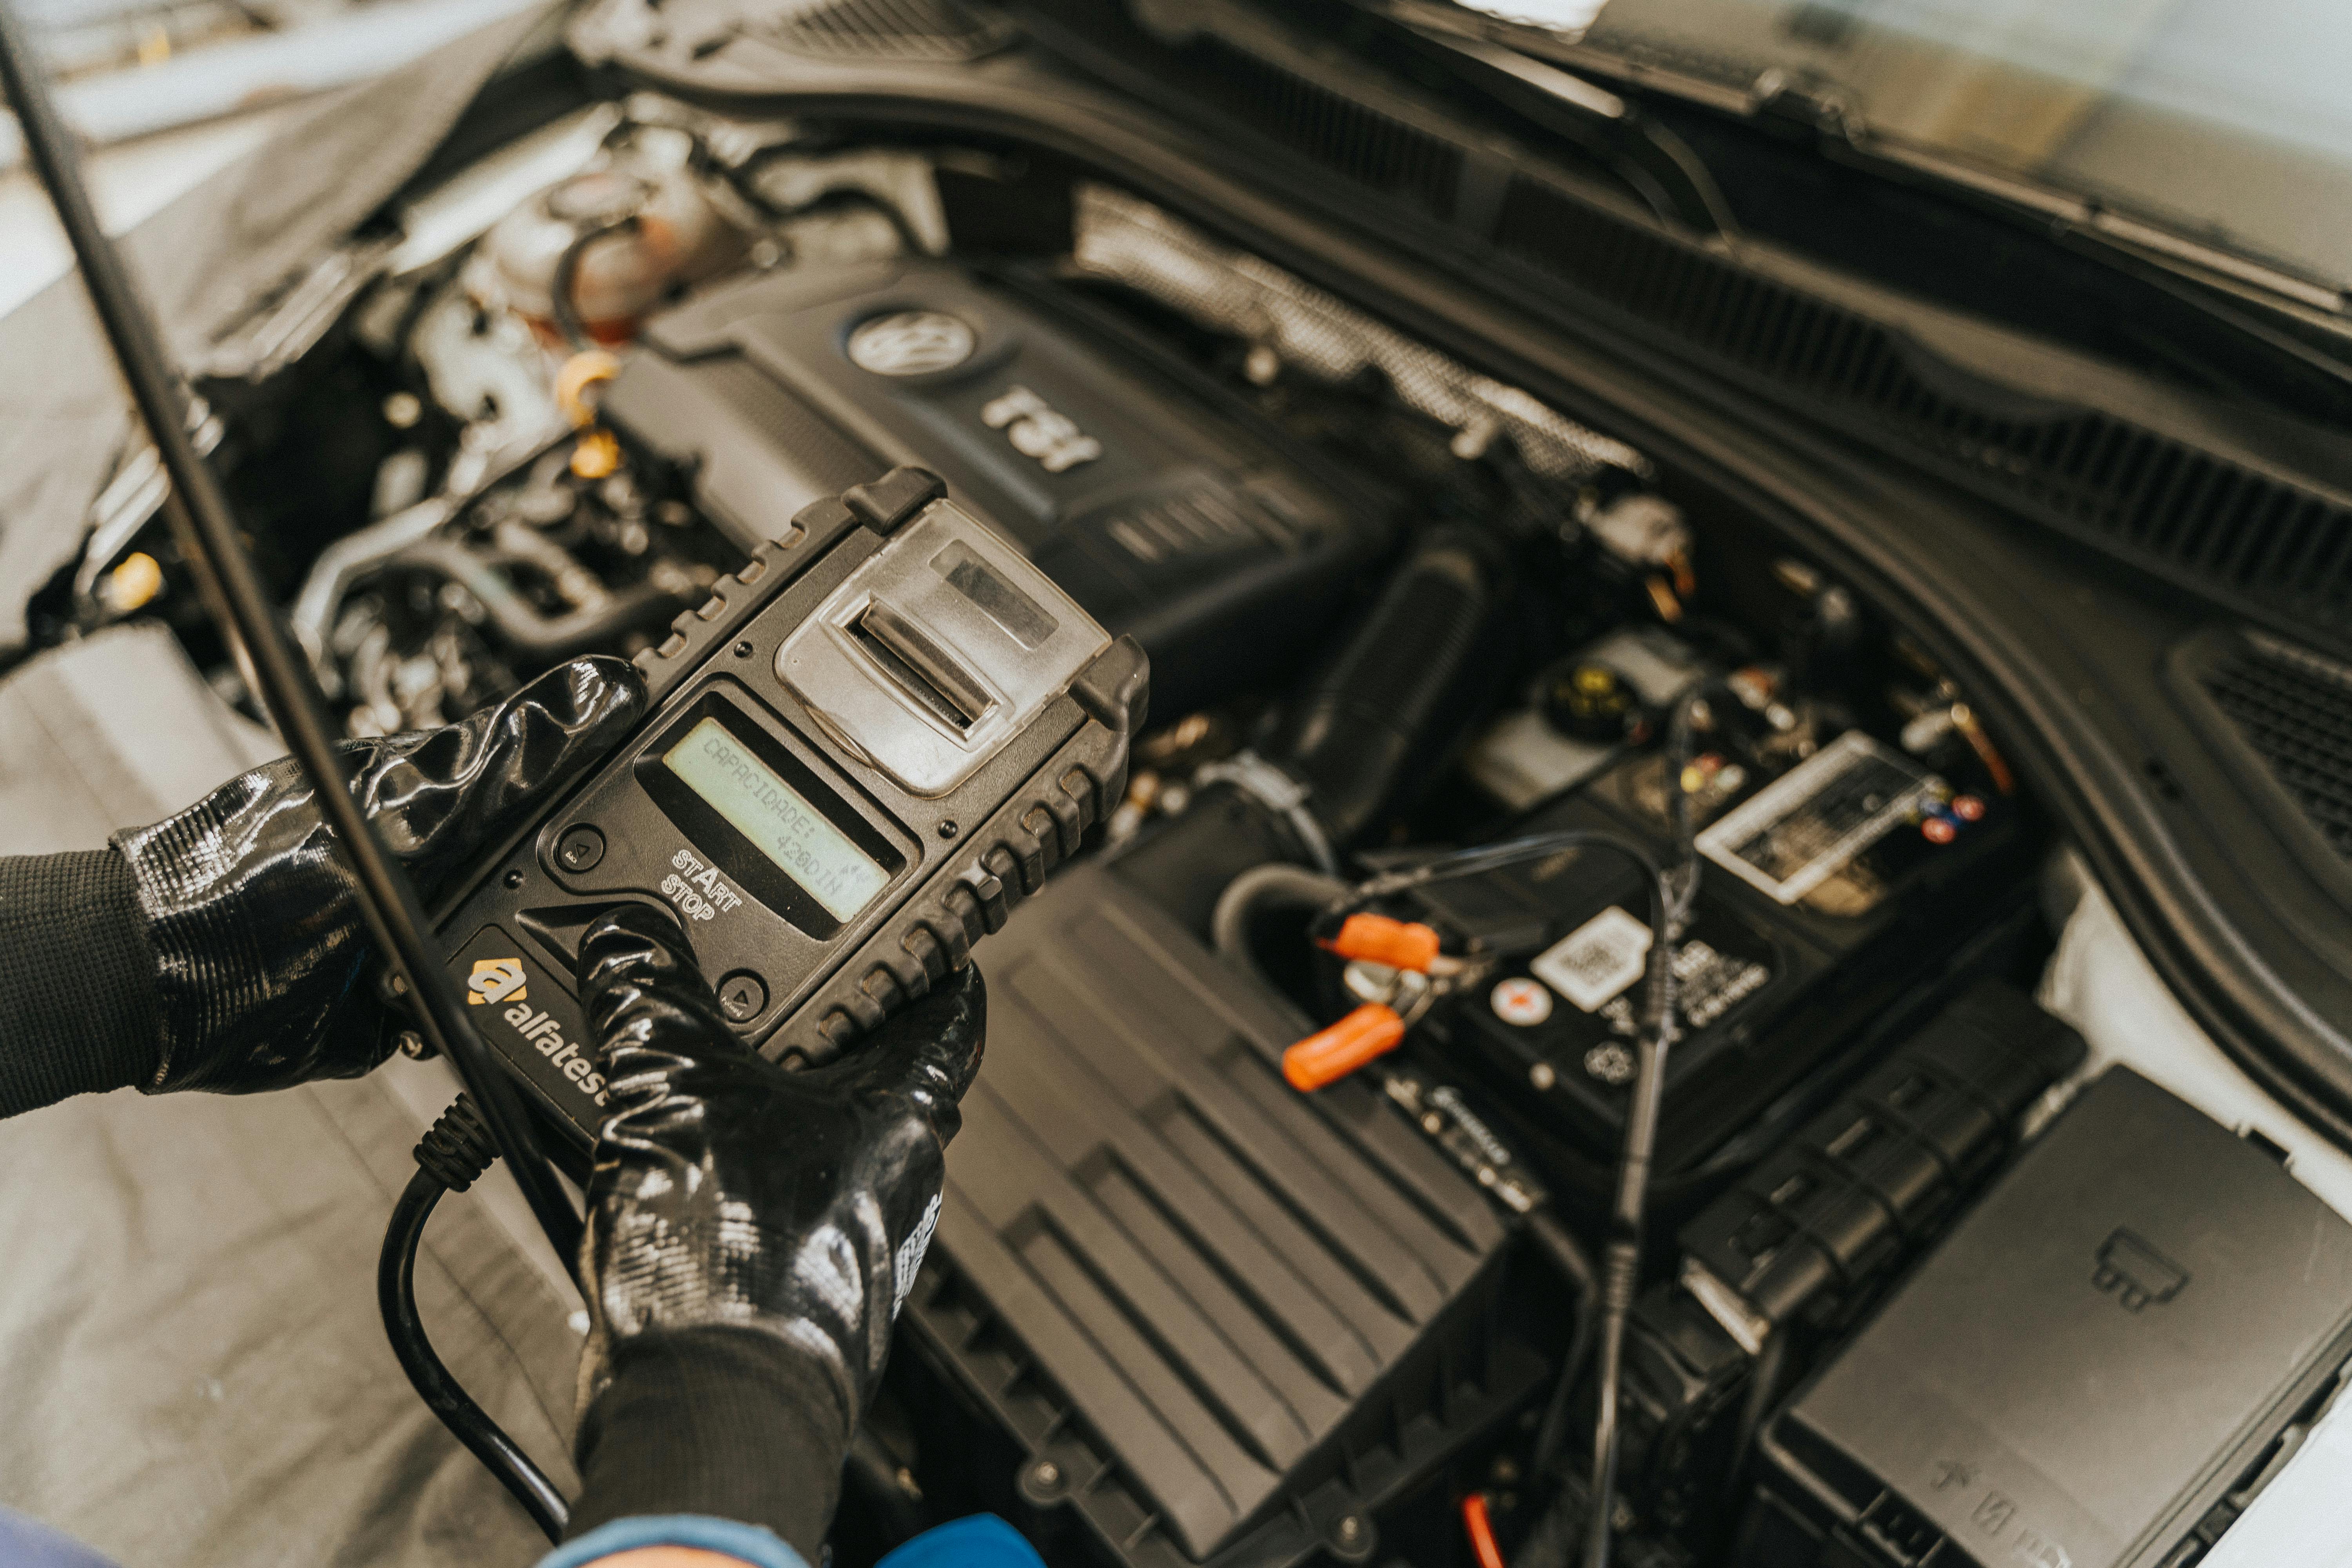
(1695, 730), (1944, 905)
(1531, 905), (1653, 1013)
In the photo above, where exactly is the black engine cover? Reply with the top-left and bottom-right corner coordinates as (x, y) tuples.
(604, 259), (1389, 717)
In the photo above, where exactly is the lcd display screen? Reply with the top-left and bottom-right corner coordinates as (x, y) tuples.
(662, 717), (891, 920)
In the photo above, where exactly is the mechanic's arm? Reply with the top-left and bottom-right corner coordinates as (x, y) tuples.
(0, 657), (643, 1120)
(534, 904), (1000, 1568)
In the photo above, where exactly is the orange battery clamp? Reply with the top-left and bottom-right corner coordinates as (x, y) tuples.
(1317, 913), (1443, 972)
(1282, 1003), (1408, 1091)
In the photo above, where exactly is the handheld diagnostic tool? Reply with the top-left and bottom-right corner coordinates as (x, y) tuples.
(435, 466), (1147, 1148)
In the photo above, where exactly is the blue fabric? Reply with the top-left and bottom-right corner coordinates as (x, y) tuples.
(0, 1508), (119, 1568)
(532, 1513), (1045, 1568)
(877, 1515), (1047, 1567)
(534, 1514), (808, 1568)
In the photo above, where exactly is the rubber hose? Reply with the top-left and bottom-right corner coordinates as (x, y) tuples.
(395, 535), (685, 661)
(1264, 528), (1511, 847)
(1210, 863), (1353, 968)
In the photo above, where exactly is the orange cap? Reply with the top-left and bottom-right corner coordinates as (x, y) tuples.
(1318, 913), (1443, 973)
(1283, 1004), (1406, 1091)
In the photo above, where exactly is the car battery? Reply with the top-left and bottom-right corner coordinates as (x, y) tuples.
(1410, 728), (2034, 1187)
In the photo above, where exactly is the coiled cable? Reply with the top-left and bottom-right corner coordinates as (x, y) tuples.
(379, 1095), (571, 1541)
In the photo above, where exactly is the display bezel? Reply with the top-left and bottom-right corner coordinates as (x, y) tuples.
(634, 691), (906, 939)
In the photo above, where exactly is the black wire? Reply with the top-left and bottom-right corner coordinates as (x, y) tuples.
(1328, 824), (1678, 1568)
(380, 1167), (570, 1541)
(551, 215), (640, 352)
(1665, 688), (1706, 927)
(1340, 827), (1671, 919)
(0, 0), (584, 1271)
(1527, 1209), (1600, 1486)
(1723, 1329), (1788, 1515)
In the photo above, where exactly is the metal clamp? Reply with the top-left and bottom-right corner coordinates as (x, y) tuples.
(1195, 749), (1338, 875)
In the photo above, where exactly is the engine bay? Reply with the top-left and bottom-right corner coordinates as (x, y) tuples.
(32, 89), (2352, 1568)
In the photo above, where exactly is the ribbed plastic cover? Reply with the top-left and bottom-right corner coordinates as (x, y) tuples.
(909, 863), (1521, 1565)
(764, 0), (1014, 62)
(2197, 630), (2352, 859)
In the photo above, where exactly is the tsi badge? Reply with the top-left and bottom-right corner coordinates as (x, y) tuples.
(982, 385), (1102, 474)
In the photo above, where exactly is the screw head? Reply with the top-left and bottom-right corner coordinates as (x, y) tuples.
(718, 971), (768, 1023)
(1019, 1457), (1067, 1503)
(503, 869), (526, 889)
(938, 819), (959, 839)
(733, 639), (754, 657)
(397, 1030), (428, 1059)
(1326, 1513), (1374, 1559)
(556, 824), (606, 873)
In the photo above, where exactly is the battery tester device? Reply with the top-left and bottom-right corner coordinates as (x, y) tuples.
(435, 466), (1147, 1148)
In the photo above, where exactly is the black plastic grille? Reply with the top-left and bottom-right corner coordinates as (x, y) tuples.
(767, 0), (1014, 61)
(1054, 5), (2352, 644)
(1189, 37), (1464, 220)
(1493, 178), (2352, 631)
(2201, 639), (2352, 858)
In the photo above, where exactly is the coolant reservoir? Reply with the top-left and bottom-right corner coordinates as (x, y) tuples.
(479, 148), (743, 344)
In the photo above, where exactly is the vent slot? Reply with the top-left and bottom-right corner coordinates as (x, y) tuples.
(852, 600), (996, 731)
(1183, 36), (1465, 220)
(764, 0), (1014, 62)
(2200, 637), (2352, 860)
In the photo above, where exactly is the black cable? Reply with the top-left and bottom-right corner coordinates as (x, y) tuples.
(1664, 687), (1706, 926)
(381, 1097), (571, 1541)
(1339, 827), (1670, 918)
(1324, 826), (1678, 1568)
(1527, 1209), (1600, 1486)
(551, 215), (640, 352)
(0, 0), (584, 1271)
(1723, 1328), (1788, 1515)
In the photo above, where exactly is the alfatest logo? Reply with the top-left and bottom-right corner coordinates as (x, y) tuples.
(467, 957), (528, 1005)
(463, 947), (611, 1108)
(495, 996), (612, 1107)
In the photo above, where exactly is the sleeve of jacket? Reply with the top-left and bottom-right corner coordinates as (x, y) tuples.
(0, 851), (162, 1118)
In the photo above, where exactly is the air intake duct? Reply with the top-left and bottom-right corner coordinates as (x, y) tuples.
(1265, 526), (1512, 846)
(1111, 528), (1514, 933)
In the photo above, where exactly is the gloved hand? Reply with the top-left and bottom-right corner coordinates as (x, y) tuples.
(563, 901), (986, 1559)
(111, 655), (645, 1095)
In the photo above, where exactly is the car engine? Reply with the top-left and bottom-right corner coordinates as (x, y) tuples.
(36, 87), (2350, 1568)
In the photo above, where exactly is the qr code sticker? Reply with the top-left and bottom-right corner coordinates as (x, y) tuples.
(1531, 906), (1653, 1013)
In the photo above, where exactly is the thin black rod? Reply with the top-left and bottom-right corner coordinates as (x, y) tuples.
(0, 4), (583, 1268)
(381, 1171), (569, 1540)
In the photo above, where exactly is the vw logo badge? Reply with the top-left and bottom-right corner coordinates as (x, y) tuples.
(847, 310), (976, 376)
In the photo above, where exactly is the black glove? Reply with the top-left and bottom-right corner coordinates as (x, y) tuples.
(564, 901), (986, 1557)
(107, 655), (646, 1096)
